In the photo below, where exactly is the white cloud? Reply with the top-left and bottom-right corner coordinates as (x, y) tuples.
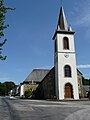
(77, 64), (90, 68)
(70, 0), (90, 27)
(35, 66), (53, 69)
(0, 77), (8, 81)
(0, 76), (13, 82)
(0, 72), (13, 82)
(75, 13), (90, 27)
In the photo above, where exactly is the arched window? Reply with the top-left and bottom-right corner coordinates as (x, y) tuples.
(63, 37), (69, 50)
(64, 65), (71, 77)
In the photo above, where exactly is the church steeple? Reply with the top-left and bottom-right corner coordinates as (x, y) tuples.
(53, 3), (79, 100)
(57, 6), (72, 32)
(57, 6), (68, 31)
(53, 5), (73, 40)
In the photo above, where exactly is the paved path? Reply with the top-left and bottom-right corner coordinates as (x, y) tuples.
(65, 108), (90, 120)
(0, 96), (11, 120)
(0, 96), (20, 120)
(0, 96), (90, 120)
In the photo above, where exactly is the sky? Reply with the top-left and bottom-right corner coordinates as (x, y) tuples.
(0, 0), (90, 84)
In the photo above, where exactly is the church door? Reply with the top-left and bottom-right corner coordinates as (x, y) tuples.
(65, 83), (73, 99)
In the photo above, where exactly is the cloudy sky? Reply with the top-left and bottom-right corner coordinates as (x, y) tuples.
(0, 0), (90, 84)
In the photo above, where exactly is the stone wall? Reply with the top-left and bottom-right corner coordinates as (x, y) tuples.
(77, 70), (83, 97)
(24, 83), (38, 93)
(35, 67), (55, 99)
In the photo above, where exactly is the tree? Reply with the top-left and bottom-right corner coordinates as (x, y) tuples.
(0, 0), (14, 60)
(0, 81), (15, 96)
(82, 77), (90, 85)
(4, 81), (15, 95)
(0, 82), (6, 96)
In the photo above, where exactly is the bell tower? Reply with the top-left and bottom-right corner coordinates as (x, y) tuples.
(53, 5), (79, 100)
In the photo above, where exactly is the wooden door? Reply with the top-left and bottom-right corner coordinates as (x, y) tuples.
(65, 83), (73, 98)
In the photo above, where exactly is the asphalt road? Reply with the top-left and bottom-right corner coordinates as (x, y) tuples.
(0, 96), (90, 120)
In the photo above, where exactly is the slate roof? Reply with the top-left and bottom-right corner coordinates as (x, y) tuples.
(77, 69), (83, 75)
(24, 69), (50, 83)
(23, 67), (83, 83)
(57, 6), (69, 31)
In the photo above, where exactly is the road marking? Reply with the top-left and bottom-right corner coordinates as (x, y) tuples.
(26, 104), (90, 109)
(64, 108), (90, 120)
(13, 104), (34, 111)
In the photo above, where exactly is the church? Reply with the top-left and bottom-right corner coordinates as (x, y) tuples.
(19, 4), (83, 100)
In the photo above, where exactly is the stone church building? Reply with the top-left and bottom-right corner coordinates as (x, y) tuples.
(20, 5), (83, 100)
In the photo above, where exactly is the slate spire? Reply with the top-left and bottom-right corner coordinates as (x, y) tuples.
(57, 6), (72, 31)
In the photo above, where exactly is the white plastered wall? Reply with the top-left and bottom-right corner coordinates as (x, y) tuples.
(54, 33), (79, 100)
(20, 84), (24, 97)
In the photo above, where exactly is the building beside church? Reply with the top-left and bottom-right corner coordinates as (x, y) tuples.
(20, 69), (49, 96)
(19, 4), (84, 100)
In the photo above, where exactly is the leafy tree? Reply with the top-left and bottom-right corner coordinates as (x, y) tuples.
(4, 81), (15, 95)
(0, 81), (15, 96)
(82, 77), (90, 85)
(0, 82), (6, 96)
(0, 0), (14, 60)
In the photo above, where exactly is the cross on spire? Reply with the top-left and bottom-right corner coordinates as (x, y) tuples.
(61, 0), (62, 6)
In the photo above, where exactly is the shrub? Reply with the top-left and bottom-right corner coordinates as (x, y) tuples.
(25, 89), (33, 98)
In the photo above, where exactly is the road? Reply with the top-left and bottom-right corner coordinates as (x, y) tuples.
(0, 96), (90, 120)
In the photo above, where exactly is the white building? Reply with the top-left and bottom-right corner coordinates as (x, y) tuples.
(53, 6), (79, 100)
